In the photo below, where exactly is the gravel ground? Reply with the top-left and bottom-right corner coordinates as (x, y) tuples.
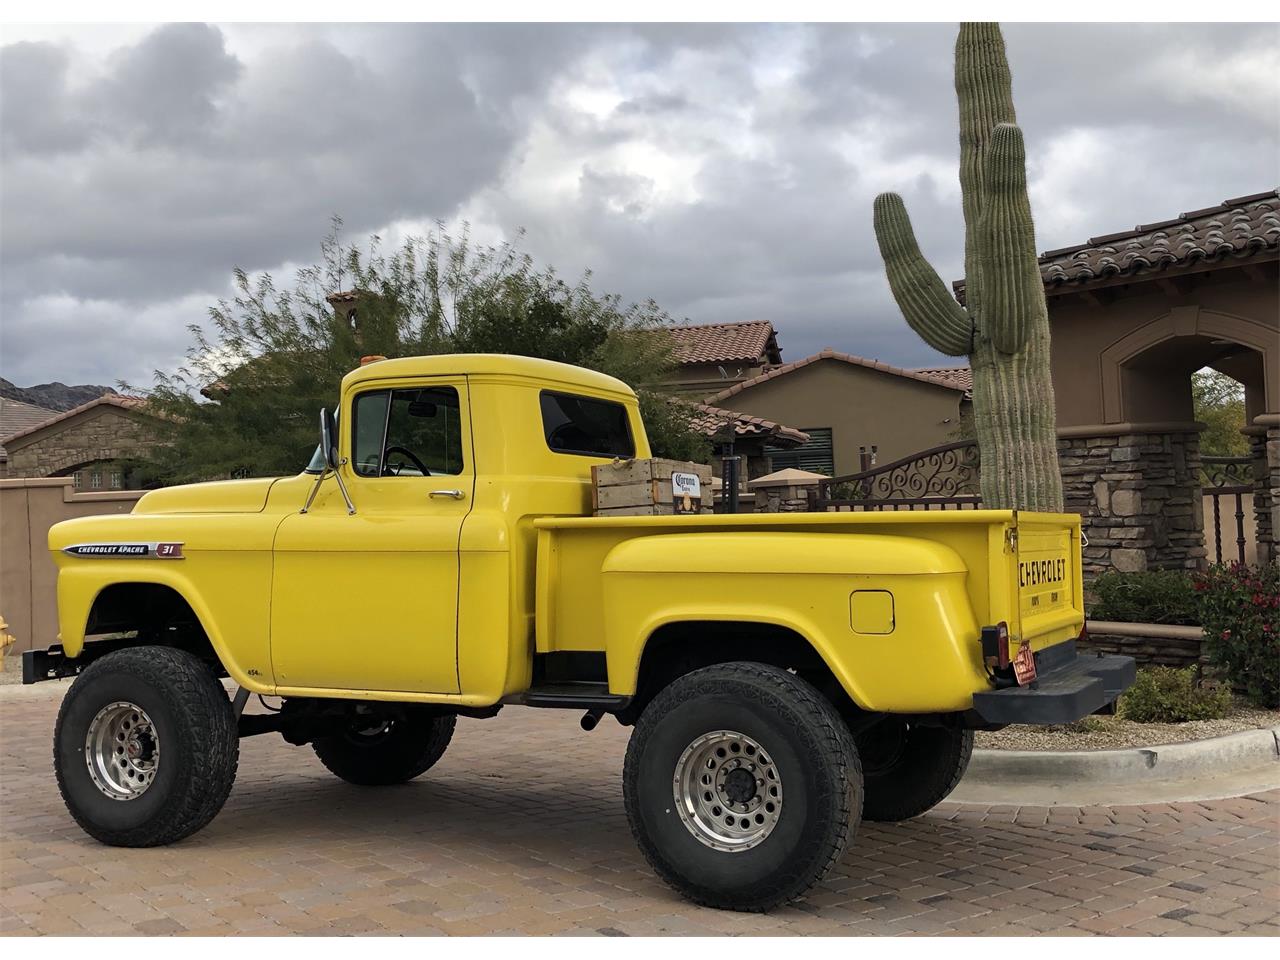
(975, 703), (1279, 751)
(0, 656), (22, 685)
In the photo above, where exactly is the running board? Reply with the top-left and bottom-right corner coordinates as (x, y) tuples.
(507, 683), (630, 711)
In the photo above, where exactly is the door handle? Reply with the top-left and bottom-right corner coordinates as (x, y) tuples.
(430, 489), (466, 500)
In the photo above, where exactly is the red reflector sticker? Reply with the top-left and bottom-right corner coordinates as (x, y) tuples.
(1013, 640), (1038, 686)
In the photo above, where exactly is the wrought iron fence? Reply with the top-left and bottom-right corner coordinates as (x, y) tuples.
(809, 440), (982, 512)
(1202, 456), (1252, 565)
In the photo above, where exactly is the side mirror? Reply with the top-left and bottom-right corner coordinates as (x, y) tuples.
(320, 408), (339, 470)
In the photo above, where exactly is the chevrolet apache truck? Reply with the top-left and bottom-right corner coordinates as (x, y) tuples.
(26, 354), (1134, 911)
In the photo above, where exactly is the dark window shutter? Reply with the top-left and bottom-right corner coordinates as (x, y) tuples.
(765, 427), (834, 476)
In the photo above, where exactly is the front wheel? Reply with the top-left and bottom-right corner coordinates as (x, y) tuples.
(312, 708), (455, 785)
(624, 662), (862, 912)
(857, 719), (973, 821)
(54, 646), (239, 847)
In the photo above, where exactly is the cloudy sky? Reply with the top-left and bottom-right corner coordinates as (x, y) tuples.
(1, 21), (1277, 389)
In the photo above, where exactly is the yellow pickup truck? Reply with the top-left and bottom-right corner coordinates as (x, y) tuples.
(26, 354), (1133, 911)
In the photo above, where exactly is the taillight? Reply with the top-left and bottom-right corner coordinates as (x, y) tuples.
(981, 621), (1012, 671)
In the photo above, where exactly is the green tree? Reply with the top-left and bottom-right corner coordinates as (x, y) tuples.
(135, 224), (708, 482)
(1192, 368), (1248, 459)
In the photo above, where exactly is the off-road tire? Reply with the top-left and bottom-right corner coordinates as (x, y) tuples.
(312, 710), (455, 786)
(623, 662), (862, 912)
(858, 721), (973, 822)
(54, 646), (239, 847)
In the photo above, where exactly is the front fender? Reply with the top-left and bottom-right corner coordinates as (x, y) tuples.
(56, 562), (275, 693)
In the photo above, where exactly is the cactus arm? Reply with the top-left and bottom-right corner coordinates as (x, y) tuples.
(872, 193), (973, 357)
(976, 123), (1042, 354)
(955, 21), (1016, 282)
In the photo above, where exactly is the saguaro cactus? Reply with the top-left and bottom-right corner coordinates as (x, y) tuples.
(873, 22), (1063, 512)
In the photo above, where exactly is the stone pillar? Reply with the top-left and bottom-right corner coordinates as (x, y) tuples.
(1254, 413), (1280, 565)
(748, 468), (825, 513)
(1057, 423), (1205, 578)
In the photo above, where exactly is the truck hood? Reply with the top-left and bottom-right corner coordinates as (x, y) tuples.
(131, 477), (281, 515)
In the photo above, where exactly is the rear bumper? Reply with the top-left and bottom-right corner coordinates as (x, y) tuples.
(970, 640), (1136, 726)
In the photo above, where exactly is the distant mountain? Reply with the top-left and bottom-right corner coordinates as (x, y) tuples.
(0, 377), (117, 412)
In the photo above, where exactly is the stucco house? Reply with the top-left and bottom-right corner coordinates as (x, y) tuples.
(701, 350), (970, 476)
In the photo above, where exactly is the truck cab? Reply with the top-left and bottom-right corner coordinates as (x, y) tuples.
(26, 354), (1135, 912)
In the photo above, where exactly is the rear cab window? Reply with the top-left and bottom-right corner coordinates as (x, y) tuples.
(539, 390), (634, 458)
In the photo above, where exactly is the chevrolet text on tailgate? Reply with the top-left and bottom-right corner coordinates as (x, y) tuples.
(26, 355), (1135, 911)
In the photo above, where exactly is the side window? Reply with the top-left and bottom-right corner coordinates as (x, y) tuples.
(352, 386), (464, 477)
(539, 391), (634, 457)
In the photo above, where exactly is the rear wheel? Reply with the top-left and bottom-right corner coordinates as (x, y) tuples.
(54, 646), (239, 846)
(624, 662), (861, 912)
(312, 708), (455, 785)
(857, 719), (973, 821)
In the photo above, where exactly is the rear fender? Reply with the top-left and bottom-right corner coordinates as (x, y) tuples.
(600, 532), (989, 713)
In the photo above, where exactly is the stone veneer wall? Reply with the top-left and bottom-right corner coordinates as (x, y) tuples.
(1077, 629), (1205, 668)
(4, 409), (161, 479)
(754, 481), (818, 513)
(1057, 425), (1205, 577)
(1254, 416), (1280, 565)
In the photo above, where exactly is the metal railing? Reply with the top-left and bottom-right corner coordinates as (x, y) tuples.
(1202, 456), (1253, 565)
(809, 440), (982, 512)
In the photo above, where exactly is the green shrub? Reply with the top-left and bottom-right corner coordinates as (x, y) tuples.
(1087, 570), (1200, 625)
(1117, 666), (1231, 723)
(1197, 562), (1280, 709)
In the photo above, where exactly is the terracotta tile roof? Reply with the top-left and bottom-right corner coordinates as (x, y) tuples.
(955, 190), (1279, 300)
(0, 397), (58, 460)
(665, 321), (783, 366)
(706, 348), (968, 404)
(688, 403), (810, 448)
(913, 365), (973, 398)
(1, 394), (148, 448)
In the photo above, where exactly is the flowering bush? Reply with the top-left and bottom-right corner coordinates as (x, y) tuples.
(1196, 562), (1280, 708)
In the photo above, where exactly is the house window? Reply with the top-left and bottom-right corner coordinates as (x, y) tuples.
(765, 427), (835, 476)
(72, 473), (82, 489)
(110, 471), (123, 489)
(90, 471), (102, 489)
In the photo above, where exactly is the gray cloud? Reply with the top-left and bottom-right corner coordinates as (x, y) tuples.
(1, 21), (1276, 387)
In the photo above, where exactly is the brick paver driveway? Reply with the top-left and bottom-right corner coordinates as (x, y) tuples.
(2, 691), (1278, 936)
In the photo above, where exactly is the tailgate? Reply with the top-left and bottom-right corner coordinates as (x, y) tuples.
(1014, 513), (1084, 650)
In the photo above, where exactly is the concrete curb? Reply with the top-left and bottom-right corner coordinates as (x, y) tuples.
(965, 726), (1280, 784)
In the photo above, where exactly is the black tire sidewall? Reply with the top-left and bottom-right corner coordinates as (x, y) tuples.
(860, 721), (973, 821)
(54, 648), (237, 845)
(57, 669), (185, 834)
(313, 711), (454, 785)
(626, 665), (858, 909)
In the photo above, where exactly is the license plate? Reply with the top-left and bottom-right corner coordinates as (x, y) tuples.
(1013, 640), (1038, 686)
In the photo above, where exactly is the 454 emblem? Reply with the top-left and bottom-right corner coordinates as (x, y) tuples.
(63, 542), (184, 559)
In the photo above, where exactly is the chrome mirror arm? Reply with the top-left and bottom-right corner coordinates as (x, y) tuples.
(332, 458), (357, 515)
(299, 459), (357, 516)
(300, 469), (326, 514)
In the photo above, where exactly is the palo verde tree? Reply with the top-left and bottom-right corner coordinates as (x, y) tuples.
(872, 22), (1063, 512)
(138, 223), (708, 483)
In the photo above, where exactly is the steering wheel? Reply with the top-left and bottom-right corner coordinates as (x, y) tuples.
(383, 445), (431, 477)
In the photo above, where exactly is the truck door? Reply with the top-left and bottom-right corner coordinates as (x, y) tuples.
(270, 377), (473, 694)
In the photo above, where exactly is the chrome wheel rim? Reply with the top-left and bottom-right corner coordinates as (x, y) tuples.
(85, 701), (159, 800)
(673, 730), (782, 852)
